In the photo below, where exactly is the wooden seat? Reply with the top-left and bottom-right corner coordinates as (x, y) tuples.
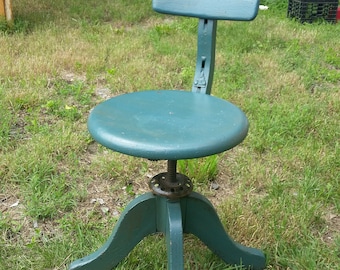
(69, 0), (266, 269)
(88, 90), (248, 160)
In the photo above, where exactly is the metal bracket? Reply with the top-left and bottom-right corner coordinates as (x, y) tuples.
(149, 172), (193, 199)
(192, 19), (217, 95)
(149, 160), (193, 199)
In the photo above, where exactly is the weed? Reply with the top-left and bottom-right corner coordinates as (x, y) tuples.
(178, 155), (219, 185)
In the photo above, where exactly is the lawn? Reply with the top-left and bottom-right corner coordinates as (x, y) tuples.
(0, 0), (339, 269)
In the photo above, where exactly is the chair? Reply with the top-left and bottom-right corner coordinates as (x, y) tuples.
(69, 0), (266, 269)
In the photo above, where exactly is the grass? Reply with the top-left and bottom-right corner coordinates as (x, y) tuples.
(1, 0), (339, 269)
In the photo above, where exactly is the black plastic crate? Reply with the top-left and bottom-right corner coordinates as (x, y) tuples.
(287, 0), (338, 23)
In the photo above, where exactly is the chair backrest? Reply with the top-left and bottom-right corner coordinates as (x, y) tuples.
(153, 0), (259, 95)
(153, 0), (259, 21)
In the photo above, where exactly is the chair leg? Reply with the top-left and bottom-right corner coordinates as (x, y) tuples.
(69, 191), (266, 270)
(158, 198), (184, 270)
(68, 193), (157, 270)
(183, 192), (266, 270)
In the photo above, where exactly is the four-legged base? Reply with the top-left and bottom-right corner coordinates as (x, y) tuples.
(69, 192), (266, 270)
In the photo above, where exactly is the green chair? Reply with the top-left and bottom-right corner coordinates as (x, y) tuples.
(69, 0), (266, 269)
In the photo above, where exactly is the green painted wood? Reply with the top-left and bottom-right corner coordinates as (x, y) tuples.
(88, 90), (248, 160)
(68, 193), (157, 270)
(153, 0), (259, 21)
(183, 192), (266, 270)
(166, 201), (184, 269)
(70, 0), (265, 268)
(192, 19), (217, 94)
(156, 196), (184, 269)
(69, 192), (265, 269)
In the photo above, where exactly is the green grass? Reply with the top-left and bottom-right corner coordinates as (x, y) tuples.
(1, 0), (339, 269)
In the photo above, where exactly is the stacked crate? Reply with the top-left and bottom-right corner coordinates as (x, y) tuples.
(288, 0), (338, 23)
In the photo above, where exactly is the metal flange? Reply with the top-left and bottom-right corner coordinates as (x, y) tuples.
(149, 172), (193, 199)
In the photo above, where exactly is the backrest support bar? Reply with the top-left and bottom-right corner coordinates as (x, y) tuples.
(153, 0), (259, 95)
(192, 19), (216, 94)
(153, 0), (259, 21)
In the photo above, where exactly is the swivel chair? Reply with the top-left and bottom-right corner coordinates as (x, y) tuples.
(69, 1), (266, 269)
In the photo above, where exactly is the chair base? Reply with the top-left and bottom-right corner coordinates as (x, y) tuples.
(68, 192), (266, 270)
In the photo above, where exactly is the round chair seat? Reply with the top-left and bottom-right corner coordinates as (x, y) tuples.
(88, 90), (248, 160)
